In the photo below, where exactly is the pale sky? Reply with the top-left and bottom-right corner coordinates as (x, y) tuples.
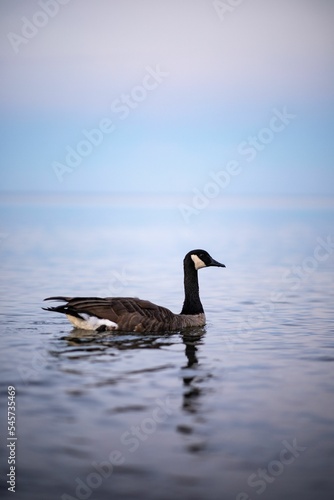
(0, 0), (333, 195)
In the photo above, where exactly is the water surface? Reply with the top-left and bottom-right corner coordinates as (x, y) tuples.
(0, 195), (333, 500)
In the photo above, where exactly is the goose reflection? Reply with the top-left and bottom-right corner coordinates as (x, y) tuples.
(180, 329), (206, 415)
(59, 328), (205, 359)
(56, 327), (208, 418)
(60, 328), (177, 351)
(54, 327), (209, 450)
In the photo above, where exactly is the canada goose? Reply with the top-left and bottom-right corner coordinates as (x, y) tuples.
(43, 249), (225, 333)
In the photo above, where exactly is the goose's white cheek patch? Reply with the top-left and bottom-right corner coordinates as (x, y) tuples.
(191, 254), (206, 270)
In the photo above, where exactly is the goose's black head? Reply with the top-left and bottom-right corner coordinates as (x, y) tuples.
(185, 249), (226, 271)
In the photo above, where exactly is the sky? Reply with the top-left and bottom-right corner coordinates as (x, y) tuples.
(0, 0), (333, 196)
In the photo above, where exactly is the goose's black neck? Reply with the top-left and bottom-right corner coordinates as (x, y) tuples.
(180, 258), (204, 315)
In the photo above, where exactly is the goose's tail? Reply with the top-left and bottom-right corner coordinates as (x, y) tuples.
(42, 296), (77, 316)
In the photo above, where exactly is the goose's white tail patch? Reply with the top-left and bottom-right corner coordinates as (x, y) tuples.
(66, 313), (118, 331)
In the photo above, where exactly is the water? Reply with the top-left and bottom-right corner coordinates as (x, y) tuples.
(0, 195), (333, 500)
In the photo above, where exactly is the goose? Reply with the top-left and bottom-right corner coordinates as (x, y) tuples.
(43, 249), (225, 333)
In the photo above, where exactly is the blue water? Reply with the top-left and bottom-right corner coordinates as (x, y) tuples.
(0, 195), (333, 500)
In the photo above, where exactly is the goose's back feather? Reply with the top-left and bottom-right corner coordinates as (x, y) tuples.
(43, 296), (205, 332)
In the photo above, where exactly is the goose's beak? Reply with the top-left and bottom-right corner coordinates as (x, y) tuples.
(209, 258), (226, 268)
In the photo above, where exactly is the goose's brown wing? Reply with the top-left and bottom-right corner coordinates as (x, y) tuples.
(43, 296), (176, 332)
